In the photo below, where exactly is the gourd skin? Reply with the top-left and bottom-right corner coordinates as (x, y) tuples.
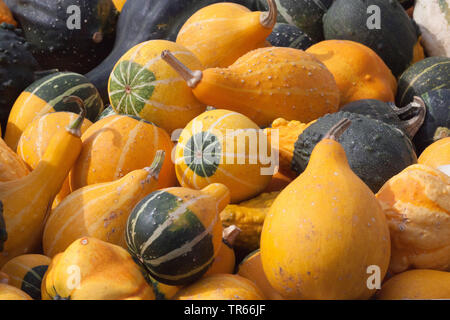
(188, 47), (340, 127)
(376, 165), (450, 274)
(112, 0), (126, 12)
(0, 254), (51, 300)
(42, 237), (155, 300)
(176, 2), (274, 68)
(69, 115), (175, 192)
(174, 274), (266, 300)
(268, 23), (315, 50)
(377, 269), (450, 300)
(0, 283), (32, 300)
(175, 109), (272, 204)
(108, 40), (206, 133)
(261, 131), (391, 299)
(0, 0), (16, 26)
(43, 152), (164, 258)
(306, 40), (397, 106)
(418, 137), (450, 169)
(0, 138), (30, 182)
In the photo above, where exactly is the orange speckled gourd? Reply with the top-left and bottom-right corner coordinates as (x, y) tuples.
(176, 0), (277, 68)
(418, 137), (450, 169)
(306, 40), (397, 106)
(376, 164), (450, 274)
(260, 119), (391, 299)
(162, 47), (340, 127)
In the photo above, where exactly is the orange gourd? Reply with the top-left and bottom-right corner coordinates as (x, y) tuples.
(0, 283), (32, 300)
(306, 40), (397, 106)
(0, 0), (17, 26)
(0, 138), (30, 182)
(418, 137), (450, 169)
(176, 0), (277, 68)
(69, 115), (175, 192)
(205, 225), (240, 276)
(162, 47), (340, 127)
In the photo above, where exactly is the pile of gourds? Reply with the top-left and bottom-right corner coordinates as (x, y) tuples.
(0, 0), (449, 300)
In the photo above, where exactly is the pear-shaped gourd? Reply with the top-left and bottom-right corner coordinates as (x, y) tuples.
(43, 151), (165, 258)
(176, 0), (277, 68)
(260, 119), (391, 300)
(125, 183), (230, 286)
(0, 96), (85, 267)
(161, 47), (340, 127)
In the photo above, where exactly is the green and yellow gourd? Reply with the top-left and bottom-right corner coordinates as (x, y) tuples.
(125, 183), (230, 286)
(175, 109), (273, 204)
(5, 72), (104, 151)
(108, 40), (206, 133)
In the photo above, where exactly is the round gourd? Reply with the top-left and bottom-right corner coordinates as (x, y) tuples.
(145, 274), (181, 300)
(108, 40), (206, 133)
(0, 283), (32, 300)
(323, 0), (425, 78)
(419, 137), (450, 169)
(174, 274), (266, 300)
(125, 184), (230, 286)
(413, 89), (450, 153)
(175, 109), (273, 203)
(396, 57), (450, 108)
(376, 164), (450, 274)
(0, 254), (51, 300)
(306, 40), (397, 106)
(5, 72), (104, 151)
(293, 111), (418, 193)
(69, 115), (176, 192)
(267, 23), (315, 50)
(0, 138), (30, 183)
(237, 249), (283, 300)
(377, 270), (450, 300)
(205, 225), (240, 276)
(42, 237), (155, 300)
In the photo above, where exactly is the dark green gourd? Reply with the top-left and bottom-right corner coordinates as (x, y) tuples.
(292, 112), (418, 192)
(396, 57), (450, 108)
(323, 0), (422, 77)
(86, 0), (259, 102)
(5, 0), (118, 74)
(267, 23), (315, 50)
(0, 23), (39, 130)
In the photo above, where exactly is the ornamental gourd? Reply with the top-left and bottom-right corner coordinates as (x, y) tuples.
(267, 23), (315, 50)
(205, 225), (241, 276)
(108, 40), (206, 133)
(376, 165), (450, 274)
(174, 109), (273, 203)
(69, 115), (175, 192)
(161, 47), (340, 127)
(0, 283), (32, 300)
(418, 137), (450, 169)
(0, 138), (30, 183)
(43, 151), (165, 258)
(0, 96), (85, 267)
(306, 40), (397, 106)
(260, 119), (391, 299)
(41, 237), (155, 300)
(174, 274), (266, 300)
(126, 184), (230, 286)
(0, 254), (51, 300)
(0, 0), (16, 26)
(176, 0), (277, 68)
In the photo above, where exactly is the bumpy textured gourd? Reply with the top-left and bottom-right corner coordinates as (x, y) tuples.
(43, 151), (165, 258)
(176, 0), (277, 68)
(41, 237), (155, 300)
(0, 96), (86, 267)
(267, 23), (315, 50)
(162, 47), (340, 127)
(261, 119), (391, 299)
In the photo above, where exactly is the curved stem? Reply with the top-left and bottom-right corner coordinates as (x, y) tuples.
(434, 127), (450, 141)
(323, 118), (351, 141)
(222, 225), (241, 248)
(161, 50), (203, 88)
(144, 150), (165, 181)
(260, 0), (278, 29)
(401, 96), (426, 138)
(63, 96), (86, 137)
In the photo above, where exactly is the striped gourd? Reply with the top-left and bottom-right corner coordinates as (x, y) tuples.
(108, 40), (206, 133)
(175, 109), (273, 203)
(125, 183), (230, 286)
(0, 254), (51, 300)
(4, 72), (104, 151)
(69, 115), (176, 192)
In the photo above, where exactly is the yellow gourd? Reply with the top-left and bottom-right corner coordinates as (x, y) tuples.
(205, 225), (240, 276)
(176, 0), (277, 68)
(0, 283), (32, 300)
(260, 119), (391, 300)
(0, 96), (85, 267)
(0, 138), (30, 182)
(43, 151), (165, 257)
(162, 47), (340, 127)
(418, 137), (450, 169)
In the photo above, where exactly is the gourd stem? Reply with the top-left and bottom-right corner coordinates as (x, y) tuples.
(434, 127), (450, 141)
(260, 0), (278, 29)
(92, 31), (103, 43)
(222, 225), (241, 248)
(144, 150), (165, 180)
(401, 97), (426, 138)
(323, 119), (351, 141)
(63, 96), (86, 137)
(161, 50), (203, 88)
